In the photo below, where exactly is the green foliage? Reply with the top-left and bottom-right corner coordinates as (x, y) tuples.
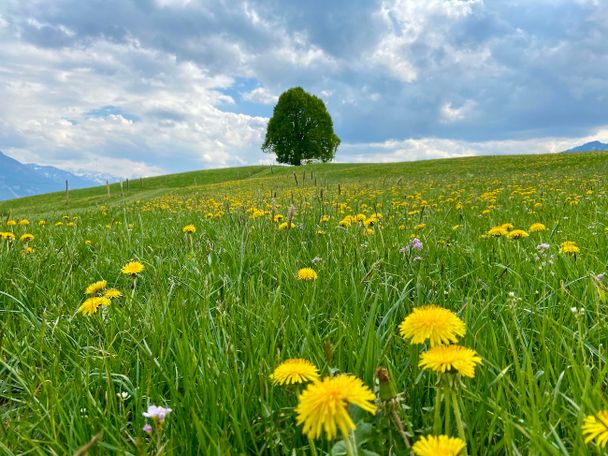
(262, 87), (340, 166)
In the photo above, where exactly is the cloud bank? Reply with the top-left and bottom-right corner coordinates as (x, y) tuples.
(0, 0), (607, 177)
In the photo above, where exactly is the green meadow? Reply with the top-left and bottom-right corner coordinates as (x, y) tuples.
(1, 152), (608, 455)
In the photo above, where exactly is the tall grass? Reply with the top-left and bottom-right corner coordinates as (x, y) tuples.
(1, 152), (608, 454)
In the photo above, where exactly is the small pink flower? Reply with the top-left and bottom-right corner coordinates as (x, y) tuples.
(143, 423), (153, 433)
(143, 405), (172, 423)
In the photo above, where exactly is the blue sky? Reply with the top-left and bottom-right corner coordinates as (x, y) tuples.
(0, 0), (607, 177)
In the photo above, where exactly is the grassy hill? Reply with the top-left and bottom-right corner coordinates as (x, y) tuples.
(2, 152), (607, 216)
(2, 151), (608, 454)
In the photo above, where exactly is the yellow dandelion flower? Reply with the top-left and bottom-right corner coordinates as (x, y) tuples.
(399, 224), (406, 231)
(560, 241), (580, 254)
(104, 288), (123, 299)
(316, 229), (325, 236)
(18, 219), (29, 226)
(23, 246), (34, 254)
(85, 240), (92, 245)
(38, 219), (46, 226)
(274, 214), (284, 222)
(19, 233), (34, 242)
(278, 222), (297, 230)
(297, 268), (318, 281)
(85, 280), (107, 295)
(507, 229), (529, 240)
(412, 435), (466, 456)
(487, 226), (508, 237)
(295, 375), (377, 440)
(319, 215), (330, 223)
(399, 305), (466, 347)
(355, 213), (367, 222)
(1, 232), (15, 240)
(415, 223), (426, 230)
(500, 223), (514, 231)
(121, 261), (144, 277)
(7, 220), (17, 227)
(529, 223), (546, 233)
(582, 410), (608, 448)
(270, 359), (320, 386)
(419, 345), (482, 378)
(182, 224), (196, 234)
(78, 297), (111, 316)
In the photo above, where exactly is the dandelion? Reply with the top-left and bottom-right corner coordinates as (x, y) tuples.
(1, 232), (15, 241)
(38, 219), (46, 226)
(121, 261), (145, 277)
(279, 221), (297, 230)
(507, 229), (529, 240)
(412, 435), (466, 456)
(104, 288), (123, 299)
(560, 241), (580, 254)
(19, 233), (34, 242)
(529, 223), (546, 233)
(274, 214), (284, 223)
(399, 305), (466, 347)
(18, 219), (29, 226)
(297, 267), (318, 281)
(85, 280), (107, 295)
(319, 215), (330, 223)
(78, 297), (111, 316)
(419, 345), (482, 378)
(582, 410), (608, 448)
(295, 375), (376, 440)
(182, 224), (196, 234)
(23, 246), (34, 254)
(487, 226), (508, 237)
(270, 359), (320, 386)
(7, 220), (16, 227)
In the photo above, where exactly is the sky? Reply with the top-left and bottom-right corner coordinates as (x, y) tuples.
(0, 0), (607, 178)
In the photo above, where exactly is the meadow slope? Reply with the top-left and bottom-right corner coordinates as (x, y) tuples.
(1, 153), (608, 455)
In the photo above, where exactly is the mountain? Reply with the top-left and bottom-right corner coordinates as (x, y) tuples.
(0, 150), (98, 201)
(564, 141), (608, 153)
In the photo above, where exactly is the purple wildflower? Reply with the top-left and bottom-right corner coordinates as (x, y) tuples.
(143, 405), (172, 423)
(143, 423), (153, 433)
(409, 238), (423, 251)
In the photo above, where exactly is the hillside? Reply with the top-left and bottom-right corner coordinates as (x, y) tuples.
(2, 151), (608, 217)
(3, 150), (608, 454)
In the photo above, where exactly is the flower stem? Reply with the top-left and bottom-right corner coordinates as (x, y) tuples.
(433, 379), (442, 434)
(343, 431), (357, 456)
(308, 437), (318, 456)
(451, 389), (468, 456)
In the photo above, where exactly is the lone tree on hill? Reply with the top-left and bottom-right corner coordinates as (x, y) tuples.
(262, 87), (340, 166)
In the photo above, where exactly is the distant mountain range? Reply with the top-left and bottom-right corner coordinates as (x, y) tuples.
(564, 141), (608, 153)
(0, 150), (105, 201)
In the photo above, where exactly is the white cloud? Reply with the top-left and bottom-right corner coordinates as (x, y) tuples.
(0, 32), (268, 176)
(242, 87), (278, 105)
(338, 128), (608, 164)
(440, 100), (477, 123)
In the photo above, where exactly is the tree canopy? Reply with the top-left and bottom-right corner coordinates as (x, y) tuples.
(262, 87), (340, 166)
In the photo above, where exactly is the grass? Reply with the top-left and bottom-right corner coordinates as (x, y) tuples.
(1, 152), (608, 454)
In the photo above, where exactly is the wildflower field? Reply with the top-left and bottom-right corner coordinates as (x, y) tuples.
(1, 152), (608, 455)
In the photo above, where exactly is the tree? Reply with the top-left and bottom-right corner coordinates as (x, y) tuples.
(262, 87), (340, 166)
